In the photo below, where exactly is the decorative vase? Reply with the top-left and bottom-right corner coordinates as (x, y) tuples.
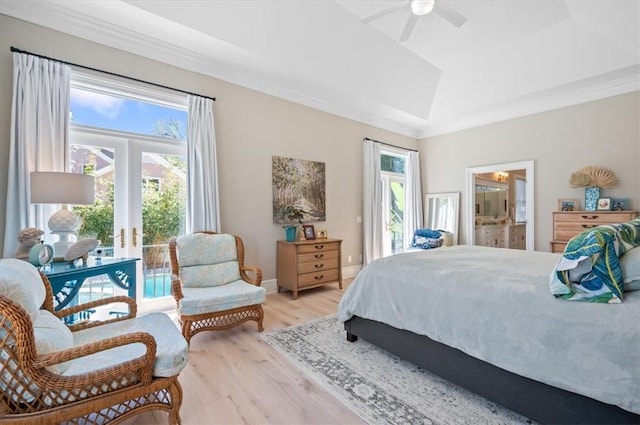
(284, 225), (297, 242)
(584, 186), (600, 211)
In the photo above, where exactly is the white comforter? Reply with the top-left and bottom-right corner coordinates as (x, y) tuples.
(337, 245), (640, 414)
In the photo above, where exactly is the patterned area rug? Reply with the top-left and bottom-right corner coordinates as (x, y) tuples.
(262, 315), (533, 425)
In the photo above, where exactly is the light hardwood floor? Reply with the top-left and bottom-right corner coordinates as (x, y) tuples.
(129, 279), (366, 425)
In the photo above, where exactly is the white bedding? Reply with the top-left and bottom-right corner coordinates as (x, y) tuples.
(337, 245), (640, 414)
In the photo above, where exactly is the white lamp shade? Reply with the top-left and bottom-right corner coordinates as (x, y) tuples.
(30, 172), (95, 205)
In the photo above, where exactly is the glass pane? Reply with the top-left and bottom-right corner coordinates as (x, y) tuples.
(381, 154), (406, 174)
(72, 144), (116, 258)
(141, 152), (187, 299)
(390, 181), (405, 254)
(70, 87), (187, 141)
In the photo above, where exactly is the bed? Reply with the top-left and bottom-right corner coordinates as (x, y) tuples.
(337, 245), (640, 425)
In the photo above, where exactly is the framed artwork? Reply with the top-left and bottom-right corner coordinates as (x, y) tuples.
(302, 224), (316, 240)
(557, 198), (579, 211)
(317, 229), (328, 239)
(272, 156), (326, 224)
(596, 197), (611, 211)
(611, 198), (628, 211)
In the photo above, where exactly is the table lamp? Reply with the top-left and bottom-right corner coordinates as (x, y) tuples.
(30, 171), (95, 258)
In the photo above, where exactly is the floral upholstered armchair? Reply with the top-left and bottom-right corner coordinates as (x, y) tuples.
(169, 231), (266, 344)
(0, 258), (188, 425)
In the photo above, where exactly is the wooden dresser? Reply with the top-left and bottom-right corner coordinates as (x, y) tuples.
(276, 238), (342, 299)
(550, 210), (639, 253)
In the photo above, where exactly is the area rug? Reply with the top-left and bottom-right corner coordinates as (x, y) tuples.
(262, 315), (533, 425)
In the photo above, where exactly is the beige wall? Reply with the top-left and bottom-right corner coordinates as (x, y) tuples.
(421, 91), (640, 251)
(0, 14), (418, 278)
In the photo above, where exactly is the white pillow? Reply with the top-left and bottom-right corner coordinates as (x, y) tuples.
(620, 247), (640, 291)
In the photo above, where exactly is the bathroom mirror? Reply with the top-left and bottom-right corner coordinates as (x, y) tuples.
(424, 192), (460, 245)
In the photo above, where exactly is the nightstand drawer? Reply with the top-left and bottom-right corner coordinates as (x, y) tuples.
(298, 259), (339, 274)
(298, 250), (339, 263)
(297, 242), (340, 254)
(298, 269), (339, 287)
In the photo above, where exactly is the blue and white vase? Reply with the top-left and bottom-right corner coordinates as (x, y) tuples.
(584, 186), (600, 211)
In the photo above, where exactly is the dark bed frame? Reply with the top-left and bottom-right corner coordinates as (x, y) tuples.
(344, 315), (639, 425)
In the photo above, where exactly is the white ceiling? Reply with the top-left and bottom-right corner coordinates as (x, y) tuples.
(2, 0), (639, 138)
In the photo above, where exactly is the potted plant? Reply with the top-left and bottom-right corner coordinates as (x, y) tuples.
(283, 206), (306, 242)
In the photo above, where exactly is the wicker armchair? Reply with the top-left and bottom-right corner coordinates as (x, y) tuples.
(169, 231), (266, 344)
(0, 258), (188, 425)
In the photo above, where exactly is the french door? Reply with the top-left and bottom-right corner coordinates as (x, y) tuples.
(70, 127), (187, 313)
(381, 174), (405, 256)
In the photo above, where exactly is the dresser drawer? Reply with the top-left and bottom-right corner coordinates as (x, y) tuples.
(298, 269), (340, 287)
(298, 250), (339, 263)
(297, 241), (340, 254)
(297, 258), (339, 275)
(553, 212), (636, 224)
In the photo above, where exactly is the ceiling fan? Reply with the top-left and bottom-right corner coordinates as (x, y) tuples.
(362, 0), (468, 42)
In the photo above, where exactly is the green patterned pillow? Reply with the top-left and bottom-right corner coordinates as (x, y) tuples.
(551, 219), (640, 302)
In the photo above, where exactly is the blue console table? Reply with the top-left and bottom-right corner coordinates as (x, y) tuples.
(43, 257), (139, 311)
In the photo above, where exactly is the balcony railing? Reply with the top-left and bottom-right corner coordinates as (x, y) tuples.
(78, 244), (172, 305)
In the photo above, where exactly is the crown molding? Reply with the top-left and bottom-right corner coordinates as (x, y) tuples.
(418, 67), (640, 139)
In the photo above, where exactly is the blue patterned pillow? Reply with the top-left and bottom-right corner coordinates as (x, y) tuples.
(412, 229), (442, 248)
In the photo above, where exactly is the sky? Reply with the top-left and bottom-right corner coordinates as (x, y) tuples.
(70, 88), (187, 139)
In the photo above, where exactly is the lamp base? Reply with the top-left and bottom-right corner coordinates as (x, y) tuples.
(53, 240), (74, 259)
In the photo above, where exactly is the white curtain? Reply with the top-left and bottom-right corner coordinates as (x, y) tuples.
(363, 140), (383, 265)
(3, 53), (70, 257)
(186, 95), (220, 233)
(405, 151), (423, 241)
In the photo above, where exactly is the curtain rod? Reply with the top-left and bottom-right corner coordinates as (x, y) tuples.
(10, 46), (216, 102)
(363, 137), (417, 152)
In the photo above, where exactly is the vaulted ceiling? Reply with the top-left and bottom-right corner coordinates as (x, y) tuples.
(2, 0), (639, 138)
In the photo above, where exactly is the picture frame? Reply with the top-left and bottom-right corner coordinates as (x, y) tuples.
(317, 229), (328, 239)
(557, 198), (579, 212)
(302, 224), (316, 240)
(596, 197), (611, 211)
(611, 198), (628, 211)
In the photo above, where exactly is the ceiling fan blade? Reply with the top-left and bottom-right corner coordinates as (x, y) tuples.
(434, 3), (468, 28)
(362, 1), (409, 24)
(399, 14), (419, 42)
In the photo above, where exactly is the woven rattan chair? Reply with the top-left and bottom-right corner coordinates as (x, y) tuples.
(0, 258), (188, 425)
(169, 231), (265, 344)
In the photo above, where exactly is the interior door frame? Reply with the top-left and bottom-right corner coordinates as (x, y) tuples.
(465, 160), (535, 250)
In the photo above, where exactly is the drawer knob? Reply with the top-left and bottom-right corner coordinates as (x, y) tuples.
(581, 224), (596, 228)
(581, 215), (598, 220)
(314, 245), (324, 250)
(314, 264), (324, 269)
(314, 275), (324, 280)
(314, 254), (324, 259)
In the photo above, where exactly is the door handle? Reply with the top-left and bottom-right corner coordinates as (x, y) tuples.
(112, 228), (125, 249)
(132, 227), (145, 247)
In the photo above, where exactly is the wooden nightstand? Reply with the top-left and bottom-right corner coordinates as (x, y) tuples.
(276, 238), (342, 299)
(550, 210), (638, 253)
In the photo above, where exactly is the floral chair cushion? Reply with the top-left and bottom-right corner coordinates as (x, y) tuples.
(176, 233), (241, 287)
(0, 258), (46, 321)
(33, 310), (74, 374)
(179, 280), (266, 316)
(70, 312), (188, 378)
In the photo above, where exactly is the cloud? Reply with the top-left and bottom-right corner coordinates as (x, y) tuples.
(71, 88), (125, 119)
